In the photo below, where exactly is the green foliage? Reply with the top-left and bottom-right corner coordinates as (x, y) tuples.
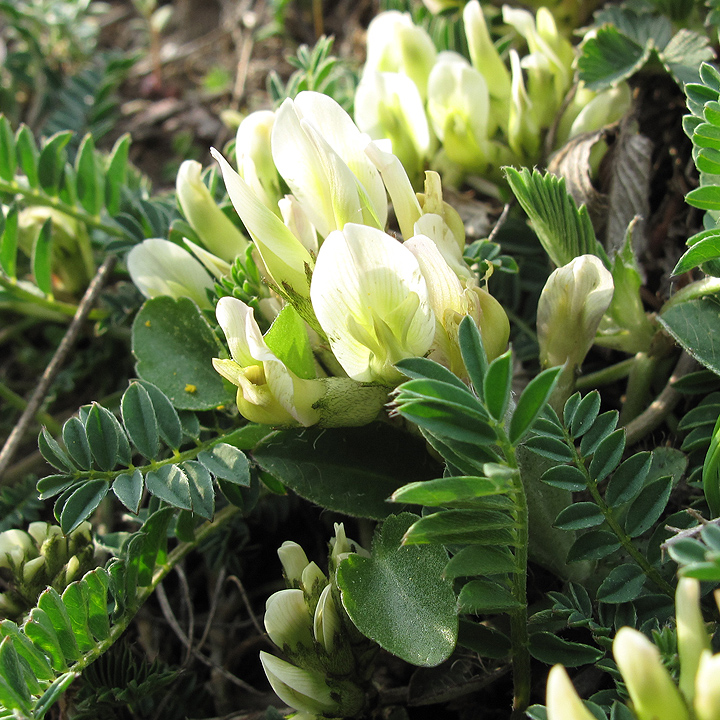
(504, 167), (607, 268)
(526, 390), (679, 600)
(660, 295), (720, 374)
(267, 36), (357, 112)
(37, 380), (255, 531)
(337, 513), (458, 667)
(667, 521), (720, 580)
(0, 477), (44, 532)
(577, 4), (713, 90)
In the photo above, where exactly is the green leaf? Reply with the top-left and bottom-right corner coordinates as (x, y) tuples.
(660, 296), (720, 375)
(570, 391), (601, 438)
(136, 380), (183, 449)
(112, 469), (144, 514)
(579, 411), (619, 456)
(0, 203), (18, 279)
(84, 403), (120, 471)
(0, 637), (32, 713)
(458, 315), (487, 400)
(37, 131), (71, 195)
(105, 133), (130, 216)
(253, 424), (439, 520)
(396, 357), (471, 392)
(182, 461), (215, 519)
(661, 29), (713, 87)
(504, 167), (604, 269)
(133, 297), (231, 411)
(667, 538), (707, 566)
(197, 443), (250, 485)
(443, 546), (516, 579)
(32, 672), (78, 720)
(83, 569), (111, 640)
(0, 620), (54, 681)
(566, 530), (621, 562)
(540, 465), (586, 491)
(263, 304), (315, 379)
(457, 579), (523, 613)
(484, 349), (513, 421)
(121, 382), (159, 460)
(0, 116), (16, 181)
(145, 465), (192, 510)
(37, 475), (77, 500)
(509, 366), (562, 444)
(60, 582), (94, 652)
(554, 502), (605, 531)
(391, 476), (508, 506)
(403, 509), (515, 545)
(577, 25), (650, 91)
(696, 148), (720, 175)
(528, 632), (604, 666)
(134, 507), (174, 586)
(61, 417), (92, 471)
(588, 429), (626, 482)
(625, 476), (673, 537)
(32, 218), (53, 296)
(75, 133), (103, 216)
(524, 436), (574, 462)
(605, 452), (652, 506)
(563, 392), (582, 428)
(15, 125), (39, 188)
(686, 185), (720, 210)
(337, 513), (457, 667)
(60, 479), (108, 534)
(457, 619), (511, 658)
(24, 608), (67, 671)
(596, 564), (645, 603)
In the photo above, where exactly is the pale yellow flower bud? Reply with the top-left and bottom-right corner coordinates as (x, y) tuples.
(676, 578), (711, 702)
(546, 665), (598, 720)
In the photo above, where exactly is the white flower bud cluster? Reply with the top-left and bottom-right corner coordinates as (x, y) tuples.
(0, 521), (96, 620)
(260, 524), (374, 719)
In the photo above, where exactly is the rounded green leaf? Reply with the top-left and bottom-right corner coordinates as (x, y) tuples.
(457, 579), (523, 614)
(145, 465), (192, 510)
(566, 530), (621, 563)
(444, 546), (516, 580)
(84, 403), (120, 472)
(540, 465), (586, 491)
(121, 382), (159, 460)
(596, 564), (645, 603)
(133, 297), (232, 411)
(524, 436), (574, 462)
(183, 461), (215, 519)
(198, 443), (250, 485)
(60, 480), (108, 534)
(112, 470), (144, 514)
(61, 417), (92, 471)
(337, 513), (457, 667)
(554, 502), (605, 531)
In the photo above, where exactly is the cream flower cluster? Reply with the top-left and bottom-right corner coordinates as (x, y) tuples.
(355, 2), (632, 183)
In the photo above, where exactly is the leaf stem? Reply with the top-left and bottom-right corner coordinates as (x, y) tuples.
(496, 431), (531, 713)
(570, 439), (675, 597)
(575, 357), (635, 391)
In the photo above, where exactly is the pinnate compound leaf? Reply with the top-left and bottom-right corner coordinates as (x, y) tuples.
(84, 403), (120, 471)
(133, 297), (231, 411)
(254, 425), (438, 520)
(25, 608), (67, 671)
(662, 29), (713, 87)
(625, 476), (673, 537)
(596, 564), (645, 603)
(554, 503), (605, 531)
(0, 637), (32, 713)
(145, 465), (192, 510)
(197, 443), (250, 485)
(457, 579), (523, 614)
(580, 411), (619, 456)
(588, 429), (625, 481)
(504, 167), (604, 269)
(60, 479), (108, 534)
(528, 633), (604, 667)
(509, 366), (562, 445)
(566, 530), (621, 563)
(605, 452), (652, 506)
(660, 296), (720, 375)
(0, 620), (54, 681)
(337, 513), (457, 666)
(121, 382), (159, 460)
(112, 470), (144, 514)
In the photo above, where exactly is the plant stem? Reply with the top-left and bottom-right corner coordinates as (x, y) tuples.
(570, 440), (675, 597)
(575, 357), (635, 391)
(0, 381), (61, 435)
(497, 432), (530, 713)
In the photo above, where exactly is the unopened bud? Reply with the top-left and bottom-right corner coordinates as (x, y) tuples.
(695, 650), (720, 720)
(546, 665), (597, 720)
(278, 541), (310, 586)
(676, 578), (711, 702)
